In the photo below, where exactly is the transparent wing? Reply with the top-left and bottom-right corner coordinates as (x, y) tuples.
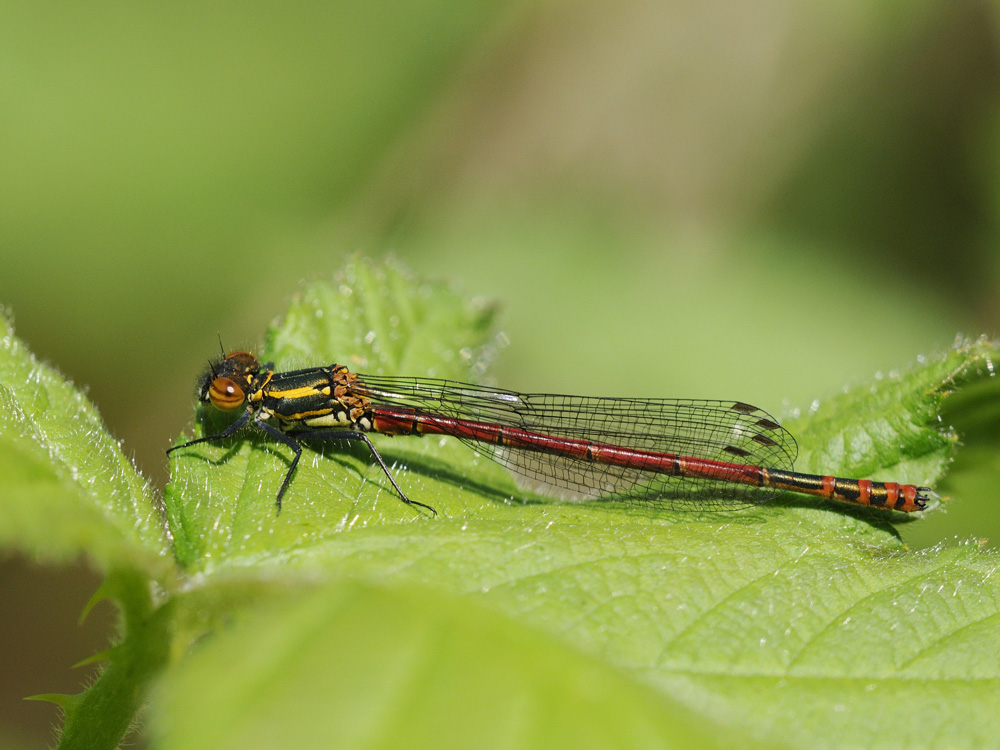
(354, 375), (798, 511)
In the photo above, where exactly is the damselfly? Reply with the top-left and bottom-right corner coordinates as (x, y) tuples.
(168, 351), (931, 515)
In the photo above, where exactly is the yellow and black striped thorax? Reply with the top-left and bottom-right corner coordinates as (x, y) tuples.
(198, 352), (374, 431)
(258, 364), (373, 431)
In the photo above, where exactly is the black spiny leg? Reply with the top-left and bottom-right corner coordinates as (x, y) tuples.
(301, 429), (437, 515)
(169, 410), (436, 515)
(252, 418), (304, 514)
(167, 408), (255, 455)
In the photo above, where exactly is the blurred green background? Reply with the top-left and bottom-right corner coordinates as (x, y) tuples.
(3, 1), (1000, 745)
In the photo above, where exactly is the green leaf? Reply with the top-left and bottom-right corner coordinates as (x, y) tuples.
(156, 259), (1000, 748)
(0, 316), (175, 745)
(265, 256), (500, 377)
(785, 342), (992, 489)
(0, 309), (171, 575)
(153, 578), (765, 750)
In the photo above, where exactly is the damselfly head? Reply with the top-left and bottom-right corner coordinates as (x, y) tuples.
(196, 350), (262, 411)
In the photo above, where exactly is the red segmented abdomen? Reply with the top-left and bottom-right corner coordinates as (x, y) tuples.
(371, 407), (928, 512)
(373, 409), (765, 485)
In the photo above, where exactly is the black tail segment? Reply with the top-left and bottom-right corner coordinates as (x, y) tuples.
(764, 468), (929, 512)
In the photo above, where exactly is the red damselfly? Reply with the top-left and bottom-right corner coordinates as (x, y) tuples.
(168, 351), (931, 515)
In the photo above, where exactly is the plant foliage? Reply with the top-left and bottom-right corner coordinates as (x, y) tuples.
(2, 259), (999, 749)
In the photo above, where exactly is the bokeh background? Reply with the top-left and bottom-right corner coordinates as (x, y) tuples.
(3, 2), (1000, 745)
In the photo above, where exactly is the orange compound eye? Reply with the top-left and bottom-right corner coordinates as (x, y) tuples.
(208, 377), (246, 410)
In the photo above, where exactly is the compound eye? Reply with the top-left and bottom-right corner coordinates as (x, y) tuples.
(208, 377), (245, 410)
